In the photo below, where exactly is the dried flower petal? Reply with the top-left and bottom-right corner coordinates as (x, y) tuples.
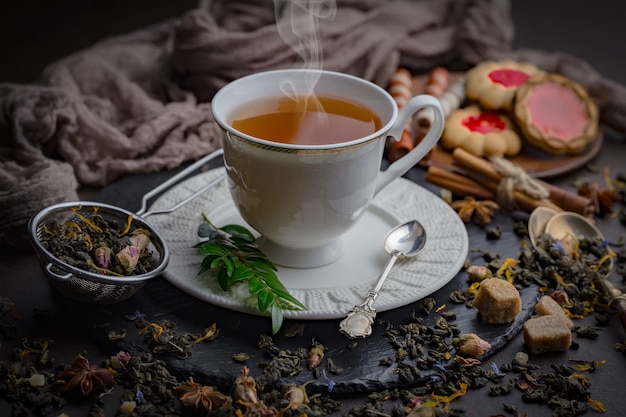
(231, 366), (258, 405)
(93, 245), (112, 269)
(454, 333), (491, 357)
(308, 342), (325, 370)
(466, 265), (492, 282)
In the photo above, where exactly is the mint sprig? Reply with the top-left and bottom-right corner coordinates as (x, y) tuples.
(195, 215), (306, 334)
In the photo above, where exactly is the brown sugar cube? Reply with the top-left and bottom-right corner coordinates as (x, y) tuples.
(535, 295), (573, 328)
(472, 278), (522, 324)
(523, 315), (572, 354)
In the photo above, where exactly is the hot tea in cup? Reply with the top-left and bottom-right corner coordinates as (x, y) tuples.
(231, 94), (382, 146)
(211, 69), (443, 268)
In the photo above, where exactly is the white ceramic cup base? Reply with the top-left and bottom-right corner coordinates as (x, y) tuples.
(257, 236), (344, 269)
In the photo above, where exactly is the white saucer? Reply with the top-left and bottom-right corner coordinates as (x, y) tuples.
(148, 167), (469, 320)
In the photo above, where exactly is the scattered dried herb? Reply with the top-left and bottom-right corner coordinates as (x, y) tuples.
(196, 215), (305, 334)
(125, 311), (218, 359)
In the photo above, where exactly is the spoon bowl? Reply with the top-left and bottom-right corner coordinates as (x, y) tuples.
(544, 211), (604, 242)
(528, 206), (558, 249)
(383, 219), (427, 258)
(339, 220), (427, 338)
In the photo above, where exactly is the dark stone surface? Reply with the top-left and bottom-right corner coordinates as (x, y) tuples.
(65, 209), (537, 395)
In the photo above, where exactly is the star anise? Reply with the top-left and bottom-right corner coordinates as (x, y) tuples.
(56, 354), (115, 396)
(578, 182), (620, 216)
(450, 197), (499, 225)
(173, 377), (231, 415)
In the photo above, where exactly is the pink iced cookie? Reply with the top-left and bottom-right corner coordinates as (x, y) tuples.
(514, 73), (599, 155)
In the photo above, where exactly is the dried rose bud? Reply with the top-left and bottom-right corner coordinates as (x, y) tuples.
(110, 351), (131, 370)
(93, 245), (112, 269)
(116, 351), (131, 367)
(550, 290), (573, 307)
(115, 245), (140, 274)
(308, 344), (325, 370)
(232, 366), (258, 405)
(466, 265), (492, 282)
(454, 333), (491, 357)
(284, 384), (309, 410)
(129, 229), (150, 252)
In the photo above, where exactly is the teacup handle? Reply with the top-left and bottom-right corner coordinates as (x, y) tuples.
(374, 94), (444, 195)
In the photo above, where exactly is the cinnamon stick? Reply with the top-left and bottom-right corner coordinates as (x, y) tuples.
(536, 179), (594, 217)
(463, 169), (563, 213)
(426, 165), (496, 200)
(451, 148), (592, 215)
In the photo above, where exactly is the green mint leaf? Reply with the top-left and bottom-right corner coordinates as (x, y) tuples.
(248, 276), (264, 294)
(257, 288), (275, 312)
(220, 224), (255, 241)
(271, 303), (284, 335)
(231, 263), (255, 282)
(196, 216), (306, 334)
(258, 271), (306, 310)
(196, 241), (228, 255)
(217, 268), (230, 291)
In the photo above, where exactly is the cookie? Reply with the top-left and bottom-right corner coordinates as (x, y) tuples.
(466, 60), (543, 111)
(514, 73), (599, 155)
(441, 105), (522, 158)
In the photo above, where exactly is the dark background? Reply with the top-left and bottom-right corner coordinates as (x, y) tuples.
(1, 1), (625, 85)
(2, 1), (626, 416)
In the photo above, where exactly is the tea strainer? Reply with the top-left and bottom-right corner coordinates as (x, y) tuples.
(27, 149), (225, 304)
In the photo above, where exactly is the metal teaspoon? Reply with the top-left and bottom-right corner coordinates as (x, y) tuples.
(339, 220), (427, 339)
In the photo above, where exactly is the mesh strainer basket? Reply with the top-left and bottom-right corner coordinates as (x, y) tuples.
(27, 150), (225, 304)
(28, 202), (169, 304)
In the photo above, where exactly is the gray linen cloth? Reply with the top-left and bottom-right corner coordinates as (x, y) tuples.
(1, 0), (624, 250)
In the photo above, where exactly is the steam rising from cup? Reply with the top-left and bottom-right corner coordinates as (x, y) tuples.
(273, 0), (337, 118)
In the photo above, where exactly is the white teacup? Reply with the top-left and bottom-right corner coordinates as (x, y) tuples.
(211, 69), (443, 268)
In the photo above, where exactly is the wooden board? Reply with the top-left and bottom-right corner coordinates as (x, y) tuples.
(430, 131), (603, 180)
(411, 73), (603, 179)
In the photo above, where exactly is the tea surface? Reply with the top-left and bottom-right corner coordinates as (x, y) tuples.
(231, 95), (381, 145)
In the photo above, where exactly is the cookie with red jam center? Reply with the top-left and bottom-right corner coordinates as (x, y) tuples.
(466, 60), (543, 111)
(441, 105), (522, 158)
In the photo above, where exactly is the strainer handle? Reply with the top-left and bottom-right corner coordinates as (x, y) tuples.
(136, 149), (224, 216)
(45, 263), (73, 281)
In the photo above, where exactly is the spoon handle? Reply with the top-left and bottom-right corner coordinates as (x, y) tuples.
(372, 250), (401, 294)
(597, 278), (626, 335)
(338, 250), (401, 339)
